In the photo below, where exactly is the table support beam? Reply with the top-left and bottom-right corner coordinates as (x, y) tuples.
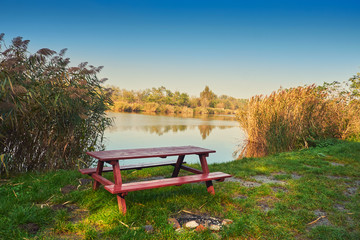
(93, 161), (104, 190)
(180, 165), (203, 174)
(171, 155), (185, 177)
(91, 173), (114, 186)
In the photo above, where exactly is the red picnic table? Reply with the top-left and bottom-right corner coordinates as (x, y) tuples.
(79, 145), (231, 214)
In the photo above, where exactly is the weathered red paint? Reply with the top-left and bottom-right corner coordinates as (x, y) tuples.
(79, 146), (231, 214)
(105, 172), (231, 194)
(86, 146), (216, 161)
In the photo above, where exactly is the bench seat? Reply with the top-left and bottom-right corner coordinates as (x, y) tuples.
(104, 172), (231, 194)
(79, 160), (182, 175)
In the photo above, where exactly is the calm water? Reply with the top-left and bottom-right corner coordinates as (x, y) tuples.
(103, 112), (245, 165)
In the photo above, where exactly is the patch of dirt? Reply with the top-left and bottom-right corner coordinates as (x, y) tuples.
(258, 202), (272, 212)
(61, 185), (77, 194)
(304, 164), (320, 168)
(354, 180), (360, 186)
(344, 187), (357, 196)
(272, 172), (303, 180)
(78, 178), (92, 186)
(49, 232), (82, 240)
(326, 175), (350, 180)
(271, 186), (288, 193)
(225, 177), (244, 183)
(51, 203), (79, 212)
(51, 203), (89, 223)
(291, 174), (303, 180)
(307, 210), (331, 229)
(19, 222), (40, 235)
(252, 175), (287, 185)
(334, 204), (346, 211)
(242, 181), (262, 188)
(329, 162), (345, 166)
(333, 202), (354, 225)
(257, 196), (277, 213)
(69, 208), (89, 223)
(226, 177), (262, 187)
(233, 194), (248, 200)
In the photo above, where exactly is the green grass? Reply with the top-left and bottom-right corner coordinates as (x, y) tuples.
(1, 140), (359, 239)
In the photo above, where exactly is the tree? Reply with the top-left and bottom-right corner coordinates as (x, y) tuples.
(0, 34), (112, 174)
(349, 72), (360, 97)
(200, 86), (217, 107)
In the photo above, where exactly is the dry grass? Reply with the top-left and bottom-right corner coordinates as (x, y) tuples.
(237, 85), (360, 157)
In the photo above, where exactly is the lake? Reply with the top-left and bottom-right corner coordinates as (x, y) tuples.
(103, 112), (245, 165)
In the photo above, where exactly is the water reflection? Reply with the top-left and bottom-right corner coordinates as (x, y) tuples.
(104, 112), (244, 164)
(108, 122), (233, 139)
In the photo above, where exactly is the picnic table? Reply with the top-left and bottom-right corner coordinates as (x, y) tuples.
(79, 145), (231, 214)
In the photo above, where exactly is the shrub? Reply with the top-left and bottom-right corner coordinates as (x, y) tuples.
(0, 34), (112, 174)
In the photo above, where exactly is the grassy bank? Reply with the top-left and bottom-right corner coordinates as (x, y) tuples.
(1, 140), (359, 239)
(111, 100), (237, 115)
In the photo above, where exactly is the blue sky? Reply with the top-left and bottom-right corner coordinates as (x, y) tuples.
(2, 0), (360, 98)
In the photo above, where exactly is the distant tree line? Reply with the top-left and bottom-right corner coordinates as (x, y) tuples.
(108, 85), (247, 114)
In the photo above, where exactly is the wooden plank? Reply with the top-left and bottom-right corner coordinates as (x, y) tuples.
(91, 173), (114, 186)
(79, 160), (182, 175)
(87, 146), (216, 161)
(104, 172), (231, 194)
(180, 165), (203, 174)
(79, 166), (113, 175)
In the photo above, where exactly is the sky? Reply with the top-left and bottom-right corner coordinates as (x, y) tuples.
(1, 0), (360, 98)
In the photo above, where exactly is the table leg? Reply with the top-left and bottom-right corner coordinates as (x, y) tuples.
(117, 193), (127, 214)
(93, 161), (104, 190)
(199, 154), (215, 195)
(171, 155), (185, 177)
(110, 161), (127, 214)
(206, 181), (215, 195)
(111, 160), (122, 185)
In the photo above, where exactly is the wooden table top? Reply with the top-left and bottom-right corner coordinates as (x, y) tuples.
(87, 146), (216, 161)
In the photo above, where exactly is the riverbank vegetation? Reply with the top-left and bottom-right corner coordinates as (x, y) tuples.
(0, 33), (359, 239)
(1, 140), (359, 239)
(108, 85), (246, 115)
(0, 34), (112, 175)
(237, 76), (360, 158)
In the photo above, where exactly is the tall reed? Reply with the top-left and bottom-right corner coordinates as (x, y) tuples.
(0, 34), (112, 174)
(237, 85), (357, 158)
